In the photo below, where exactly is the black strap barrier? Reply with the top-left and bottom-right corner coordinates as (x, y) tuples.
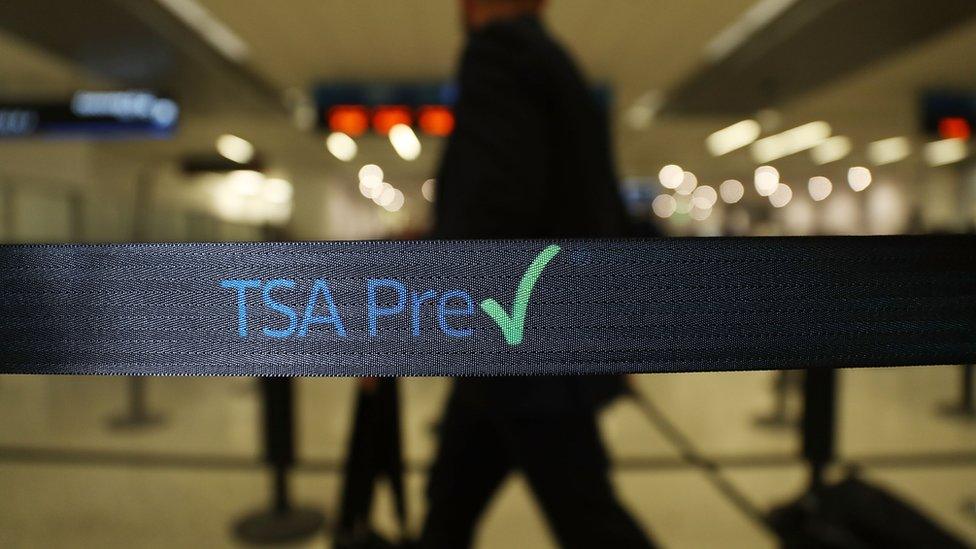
(1, 235), (975, 377)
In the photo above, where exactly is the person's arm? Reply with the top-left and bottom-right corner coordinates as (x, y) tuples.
(435, 34), (549, 239)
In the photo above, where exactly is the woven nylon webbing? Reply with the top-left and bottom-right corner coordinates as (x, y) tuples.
(0, 235), (974, 377)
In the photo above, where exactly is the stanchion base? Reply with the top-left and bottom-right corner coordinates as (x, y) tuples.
(233, 508), (325, 545)
(106, 413), (165, 430)
(936, 403), (976, 421)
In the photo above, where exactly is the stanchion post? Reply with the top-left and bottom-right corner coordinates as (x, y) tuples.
(939, 364), (975, 420)
(233, 378), (324, 544)
(107, 169), (165, 430)
(107, 376), (164, 429)
(801, 368), (836, 491)
(755, 370), (800, 429)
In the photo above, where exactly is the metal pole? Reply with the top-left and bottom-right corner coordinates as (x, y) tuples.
(233, 378), (324, 543)
(802, 368), (837, 492)
(938, 364), (975, 420)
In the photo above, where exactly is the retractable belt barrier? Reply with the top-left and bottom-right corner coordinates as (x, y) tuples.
(1, 235), (974, 377)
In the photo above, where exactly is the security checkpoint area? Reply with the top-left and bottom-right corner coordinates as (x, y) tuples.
(1, 1), (976, 548)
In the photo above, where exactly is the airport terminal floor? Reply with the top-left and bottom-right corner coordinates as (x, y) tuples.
(0, 368), (973, 547)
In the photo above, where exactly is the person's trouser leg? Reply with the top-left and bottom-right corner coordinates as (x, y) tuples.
(508, 413), (655, 549)
(420, 398), (510, 549)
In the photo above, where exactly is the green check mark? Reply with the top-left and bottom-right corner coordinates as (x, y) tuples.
(480, 244), (561, 346)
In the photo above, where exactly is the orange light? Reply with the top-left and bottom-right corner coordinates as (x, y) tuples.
(938, 117), (971, 140)
(372, 106), (412, 135)
(328, 105), (369, 136)
(418, 106), (455, 137)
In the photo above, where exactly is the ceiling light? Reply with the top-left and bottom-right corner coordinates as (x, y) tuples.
(720, 179), (744, 204)
(227, 170), (264, 196)
(867, 137), (910, 166)
(676, 171), (698, 195)
(383, 189), (405, 212)
(652, 194), (677, 218)
(690, 206), (712, 221)
(422, 179), (436, 202)
(706, 119), (761, 156)
(389, 123), (421, 161)
(924, 138), (968, 167)
(751, 121), (831, 163)
(375, 183), (397, 207)
(264, 178), (293, 203)
(847, 167), (872, 192)
(358, 164), (383, 184)
(325, 132), (357, 162)
(808, 176), (832, 201)
(658, 164), (684, 189)
(155, 0), (250, 62)
(754, 165), (779, 196)
(216, 134), (254, 164)
(769, 183), (793, 208)
(810, 135), (851, 165)
(705, 0), (799, 63)
(692, 185), (718, 209)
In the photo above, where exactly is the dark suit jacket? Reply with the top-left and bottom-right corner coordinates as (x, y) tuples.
(434, 15), (630, 240)
(434, 15), (630, 417)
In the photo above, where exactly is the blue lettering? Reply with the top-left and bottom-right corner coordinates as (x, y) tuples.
(299, 279), (347, 337)
(367, 279), (407, 336)
(410, 290), (437, 336)
(437, 290), (474, 338)
(262, 279), (298, 338)
(220, 279), (261, 337)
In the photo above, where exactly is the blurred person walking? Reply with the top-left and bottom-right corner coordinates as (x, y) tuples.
(420, 1), (655, 547)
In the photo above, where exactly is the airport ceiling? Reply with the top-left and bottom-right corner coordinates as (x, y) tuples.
(2, 0), (976, 183)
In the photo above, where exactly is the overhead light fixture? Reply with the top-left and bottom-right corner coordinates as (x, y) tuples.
(924, 138), (968, 167)
(754, 165), (779, 196)
(867, 137), (910, 166)
(155, 0), (250, 62)
(719, 179), (744, 204)
(847, 167), (872, 192)
(691, 185), (718, 209)
(705, 0), (800, 63)
(383, 189), (405, 212)
(375, 183), (397, 207)
(769, 183), (793, 208)
(706, 119), (761, 156)
(422, 179), (436, 202)
(652, 194), (677, 218)
(658, 164), (684, 189)
(389, 123), (421, 161)
(690, 206), (712, 221)
(676, 171), (698, 196)
(263, 178), (293, 203)
(751, 121), (831, 163)
(227, 170), (264, 196)
(216, 134), (255, 164)
(810, 135), (851, 165)
(325, 132), (357, 162)
(808, 176), (832, 201)
(359, 164), (383, 184)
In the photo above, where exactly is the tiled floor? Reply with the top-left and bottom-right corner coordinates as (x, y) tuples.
(0, 367), (973, 547)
